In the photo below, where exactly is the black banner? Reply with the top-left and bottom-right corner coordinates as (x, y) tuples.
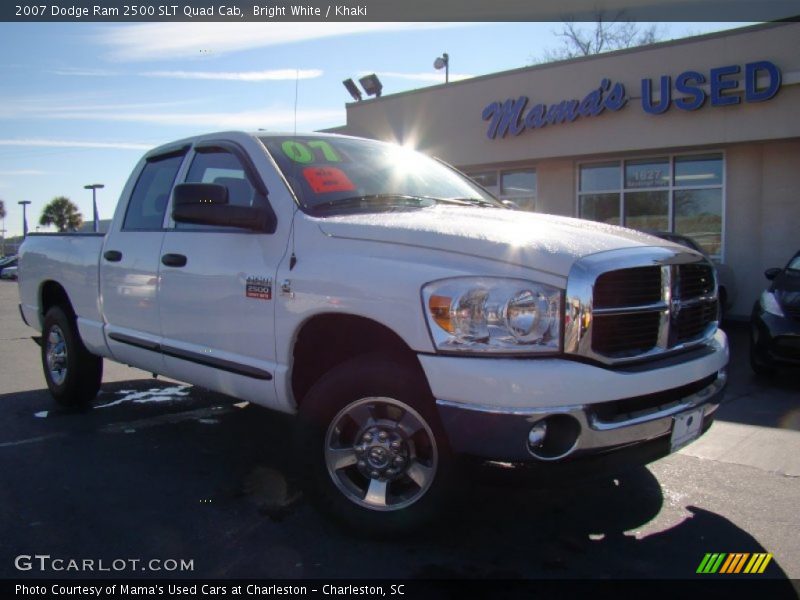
(5, 579), (800, 600)
(3, 0), (800, 22)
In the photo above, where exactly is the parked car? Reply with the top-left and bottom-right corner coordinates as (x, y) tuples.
(750, 250), (800, 375)
(17, 131), (728, 532)
(647, 231), (735, 315)
(0, 255), (18, 279)
(0, 265), (17, 280)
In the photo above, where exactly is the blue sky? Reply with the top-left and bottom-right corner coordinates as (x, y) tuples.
(0, 21), (744, 238)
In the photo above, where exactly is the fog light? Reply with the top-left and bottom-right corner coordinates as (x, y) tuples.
(527, 415), (581, 461)
(528, 423), (547, 448)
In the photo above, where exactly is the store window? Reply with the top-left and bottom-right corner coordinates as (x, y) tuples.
(501, 170), (537, 211)
(578, 153), (723, 257)
(466, 168), (537, 211)
(467, 171), (498, 192)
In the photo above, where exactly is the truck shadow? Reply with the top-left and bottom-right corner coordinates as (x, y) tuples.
(0, 379), (791, 582)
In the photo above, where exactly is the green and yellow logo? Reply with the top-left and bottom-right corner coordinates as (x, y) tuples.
(696, 553), (773, 574)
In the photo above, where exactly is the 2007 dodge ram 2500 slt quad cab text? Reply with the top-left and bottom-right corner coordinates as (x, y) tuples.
(18, 131), (728, 532)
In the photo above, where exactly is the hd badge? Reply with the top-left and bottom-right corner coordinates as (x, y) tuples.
(246, 277), (272, 300)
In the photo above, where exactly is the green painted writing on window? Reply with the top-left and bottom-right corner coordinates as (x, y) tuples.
(281, 140), (341, 164)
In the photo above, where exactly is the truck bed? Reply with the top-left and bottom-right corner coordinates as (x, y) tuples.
(18, 233), (105, 340)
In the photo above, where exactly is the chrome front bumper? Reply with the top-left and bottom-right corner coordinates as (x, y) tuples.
(436, 369), (727, 462)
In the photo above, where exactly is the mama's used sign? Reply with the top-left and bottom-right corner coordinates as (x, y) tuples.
(482, 60), (781, 140)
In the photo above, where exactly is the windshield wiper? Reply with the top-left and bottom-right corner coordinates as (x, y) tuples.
(433, 197), (502, 208)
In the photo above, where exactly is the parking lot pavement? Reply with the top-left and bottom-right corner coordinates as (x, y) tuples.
(1, 280), (798, 582)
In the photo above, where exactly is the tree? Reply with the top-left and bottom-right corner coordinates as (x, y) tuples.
(538, 17), (662, 63)
(0, 198), (6, 221)
(39, 196), (83, 232)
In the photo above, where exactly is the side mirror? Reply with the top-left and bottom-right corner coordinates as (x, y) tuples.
(764, 267), (781, 280)
(172, 183), (275, 232)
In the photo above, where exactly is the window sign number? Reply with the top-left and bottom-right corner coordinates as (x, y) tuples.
(281, 141), (313, 163)
(281, 140), (340, 164)
(308, 140), (340, 161)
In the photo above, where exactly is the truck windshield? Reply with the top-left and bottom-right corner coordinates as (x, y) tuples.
(259, 135), (502, 215)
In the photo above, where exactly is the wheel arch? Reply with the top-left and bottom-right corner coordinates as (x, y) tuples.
(40, 280), (76, 321)
(290, 312), (426, 407)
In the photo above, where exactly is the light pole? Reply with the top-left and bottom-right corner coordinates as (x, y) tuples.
(18, 200), (31, 238)
(0, 227), (6, 257)
(84, 184), (104, 232)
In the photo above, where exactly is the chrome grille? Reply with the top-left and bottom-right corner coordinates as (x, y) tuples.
(565, 248), (719, 365)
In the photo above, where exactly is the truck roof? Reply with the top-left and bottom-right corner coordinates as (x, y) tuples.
(144, 130), (362, 160)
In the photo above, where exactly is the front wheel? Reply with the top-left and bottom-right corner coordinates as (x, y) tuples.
(749, 328), (775, 378)
(41, 306), (103, 407)
(294, 355), (452, 535)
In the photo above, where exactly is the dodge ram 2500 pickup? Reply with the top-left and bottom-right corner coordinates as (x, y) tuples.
(18, 131), (728, 532)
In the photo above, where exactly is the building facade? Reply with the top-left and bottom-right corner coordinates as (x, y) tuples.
(333, 22), (800, 319)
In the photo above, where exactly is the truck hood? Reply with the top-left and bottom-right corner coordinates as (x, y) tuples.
(316, 206), (676, 277)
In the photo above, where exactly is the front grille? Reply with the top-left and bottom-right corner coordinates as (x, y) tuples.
(678, 263), (715, 299)
(774, 336), (800, 360)
(589, 261), (718, 361)
(674, 301), (717, 344)
(591, 373), (717, 423)
(594, 267), (661, 308)
(593, 312), (660, 356)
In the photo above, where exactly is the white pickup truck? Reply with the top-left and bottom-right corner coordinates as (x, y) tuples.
(18, 131), (728, 532)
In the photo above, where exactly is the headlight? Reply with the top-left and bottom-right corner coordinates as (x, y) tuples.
(760, 290), (785, 317)
(422, 277), (563, 354)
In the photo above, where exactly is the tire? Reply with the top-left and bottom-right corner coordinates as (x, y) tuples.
(749, 330), (775, 378)
(41, 306), (103, 407)
(294, 355), (453, 535)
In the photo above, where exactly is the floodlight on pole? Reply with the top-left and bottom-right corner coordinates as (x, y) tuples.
(343, 78), (363, 102)
(434, 52), (450, 83)
(84, 183), (104, 232)
(358, 73), (383, 98)
(18, 200), (31, 238)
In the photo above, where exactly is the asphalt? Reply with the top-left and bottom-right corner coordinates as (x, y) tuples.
(0, 280), (798, 585)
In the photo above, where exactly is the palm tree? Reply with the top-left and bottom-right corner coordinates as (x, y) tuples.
(39, 196), (83, 232)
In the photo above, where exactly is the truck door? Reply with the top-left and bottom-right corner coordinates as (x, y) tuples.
(100, 147), (188, 375)
(157, 141), (285, 407)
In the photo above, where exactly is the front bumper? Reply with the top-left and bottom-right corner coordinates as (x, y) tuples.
(436, 370), (726, 461)
(421, 330), (729, 462)
(752, 309), (800, 366)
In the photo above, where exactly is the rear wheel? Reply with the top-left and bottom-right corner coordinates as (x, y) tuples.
(42, 306), (103, 407)
(294, 355), (452, 535)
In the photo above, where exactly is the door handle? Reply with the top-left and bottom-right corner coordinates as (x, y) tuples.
(103, 250), (123, 262)
(161, 253), (188, 268)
